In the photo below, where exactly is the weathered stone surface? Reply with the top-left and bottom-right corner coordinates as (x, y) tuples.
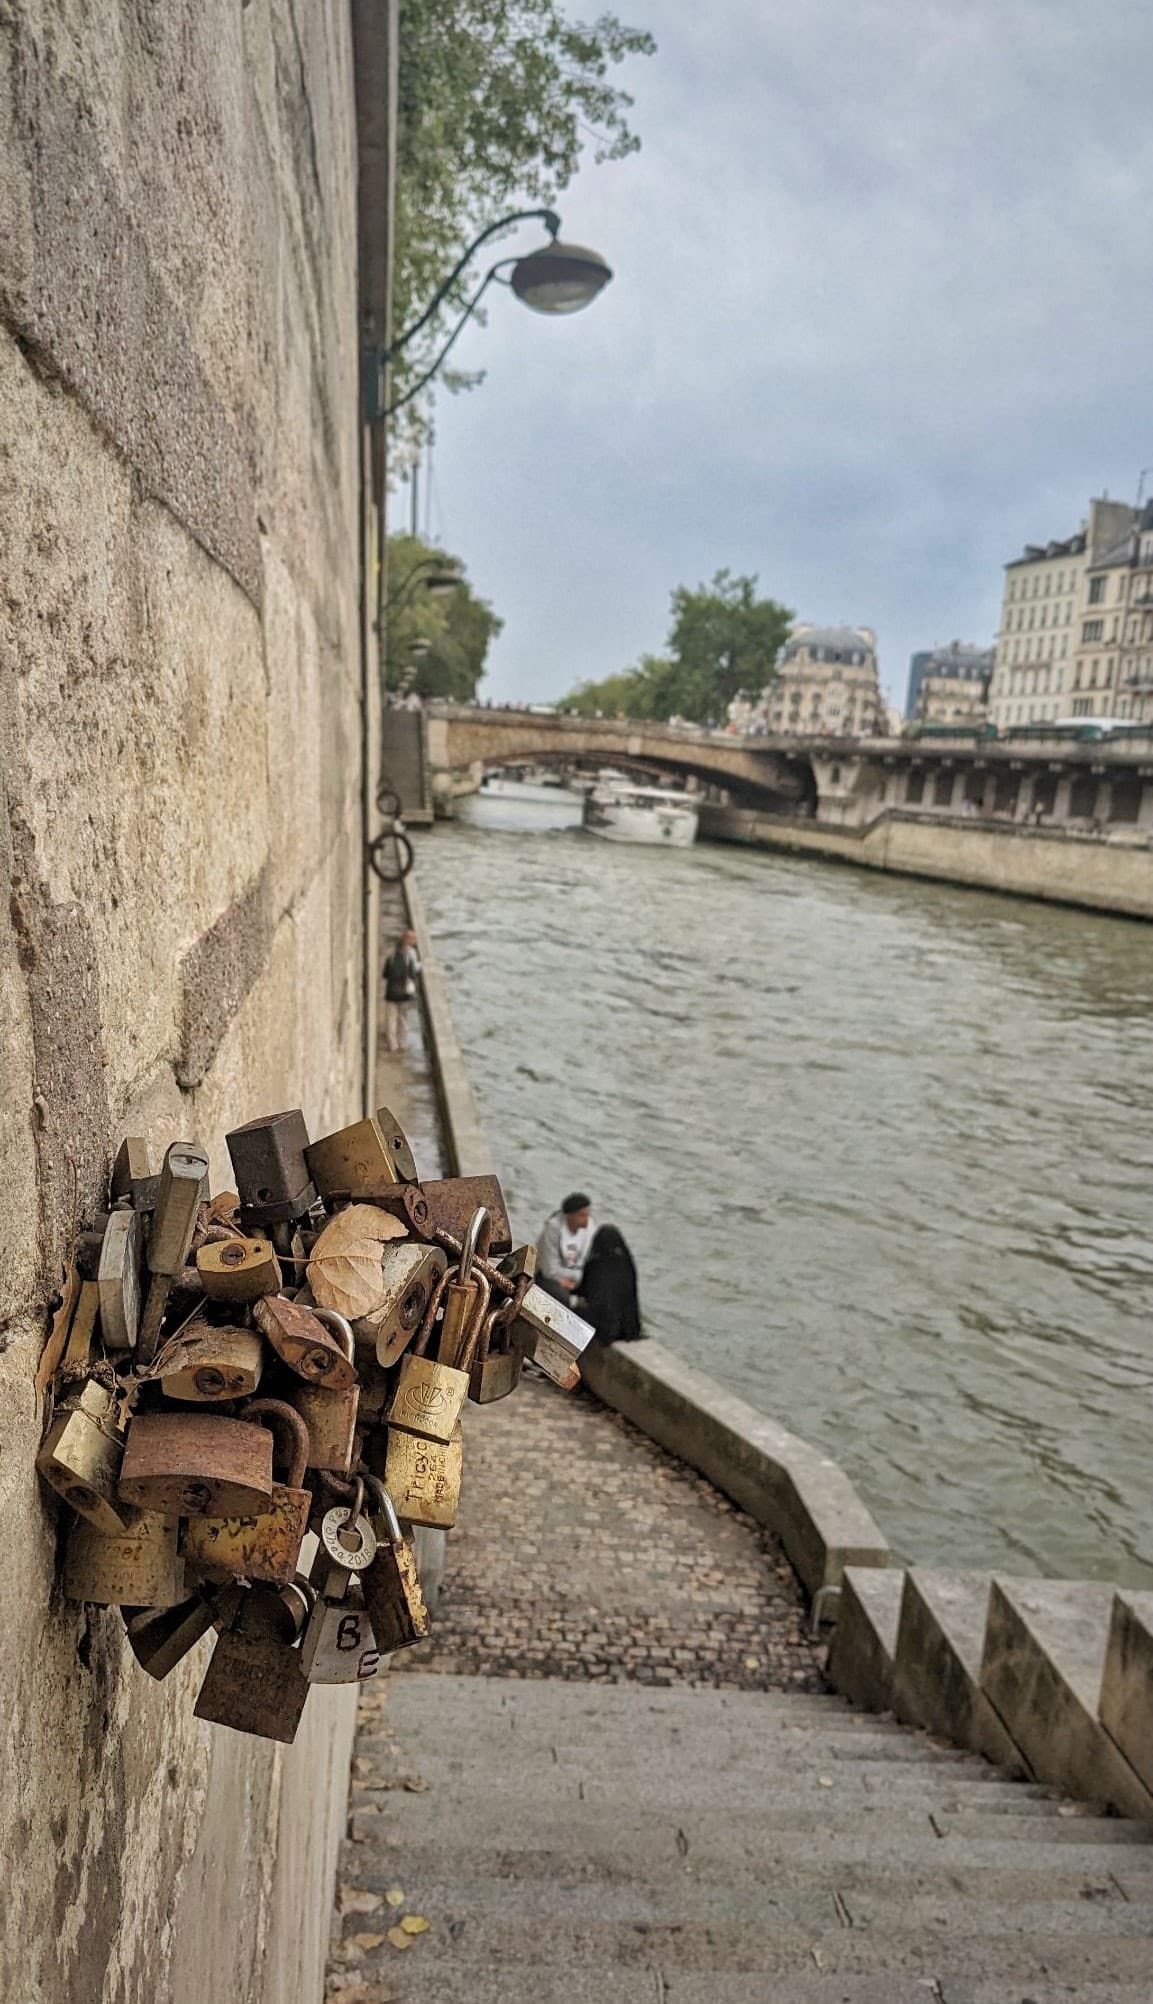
(828, 1566), (904, 1713)
(980, 1579), (1153, 1820)
(890, 1569), (1025, 1772)
(1099, 1590), (1153, 1798)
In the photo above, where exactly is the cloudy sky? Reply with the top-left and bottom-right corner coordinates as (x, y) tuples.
(407, 0), (1152, 710)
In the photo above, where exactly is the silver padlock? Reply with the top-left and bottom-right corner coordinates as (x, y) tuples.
(302, 1482), (382, 1683)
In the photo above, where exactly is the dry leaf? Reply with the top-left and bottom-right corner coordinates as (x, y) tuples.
(384, 1889), (405, 1908)
(36, 1255), (80, 1400)
(399, 1915), (429, 1936)
(351, 1933), (386, 1952)
(308, 1206), (408, 1320)
(385, 1927), (414, 1953)
(339, 1887), (383, 1917)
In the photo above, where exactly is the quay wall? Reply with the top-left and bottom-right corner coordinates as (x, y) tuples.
(698, 803), (1153, 920)
(0, 8), (377, 2001)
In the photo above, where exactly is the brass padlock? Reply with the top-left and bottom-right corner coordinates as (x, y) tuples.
(137, 1141), (210, 1361)
(180, 1399), (311, 1584)
(64, 1511), (185, 1606)
(382, 1420), (463, 1530)
(123, 1583), (244, 1680)
(98, 1207), (143, 1351)
(305, 1106), (418, 1200)
(284, 1308), (360, 1471)
(386, 1208), (490, 1443)
(253, 1294), (358, 1387)
(363, 1242), (449, 1368)
(37, 1379), (134, 1535)
(468, 1303), (524, 1406)
(196, 1236), (282, 1305)
(119, 1410), (274, 1517)
(158, 1322), (264, 1401)
(194, 1594), (313, 1743)
(360, 1473), (430, 1655)
(110, 1136), (153, 1204)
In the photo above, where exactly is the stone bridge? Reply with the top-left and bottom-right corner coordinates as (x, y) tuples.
(423, 704), (1153, 833)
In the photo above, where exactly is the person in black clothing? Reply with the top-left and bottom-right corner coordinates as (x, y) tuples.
(578, 1224), (643, 1343)
(383, 928), (421, 1052)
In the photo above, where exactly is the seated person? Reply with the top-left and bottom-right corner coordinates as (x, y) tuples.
(536, 1192), (595, 1302)
(579, 1224), (643, 1343)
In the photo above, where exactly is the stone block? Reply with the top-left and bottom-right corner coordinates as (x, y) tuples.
(980, 1579), (1153, 1820)
(1099, 1590), (1153, 1797)
(827, 1566), (904, 1714)
(891, 1569), (1025, 1771)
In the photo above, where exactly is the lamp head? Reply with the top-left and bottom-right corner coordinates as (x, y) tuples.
(510, 238), (613, 316)
(424, 562), (465, 596)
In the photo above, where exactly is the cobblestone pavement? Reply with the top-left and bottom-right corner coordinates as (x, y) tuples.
(395, 1370), (825, 1692)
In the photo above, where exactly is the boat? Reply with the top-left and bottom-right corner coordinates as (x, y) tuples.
(583, 779), (699, 847)
(456, 765), (584, 833)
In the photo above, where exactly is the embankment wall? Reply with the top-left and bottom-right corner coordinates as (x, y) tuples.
(699, 803), (1153, 920)
(0, 8), (369, 2000)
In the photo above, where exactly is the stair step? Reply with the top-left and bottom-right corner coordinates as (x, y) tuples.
(891, 1568), (1024, 1772)
(827, 1566), (904, 1712)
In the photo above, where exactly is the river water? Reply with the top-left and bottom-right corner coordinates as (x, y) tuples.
(417, 812), (1153, 1584)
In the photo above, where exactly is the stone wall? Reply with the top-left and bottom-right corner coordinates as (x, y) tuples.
(699, 803), (1153, 921)
(0, 5), (373, 2000)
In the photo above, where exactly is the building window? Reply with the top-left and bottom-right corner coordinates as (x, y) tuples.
(933, 771), (954, 808)
(1088, 576), (1106, 605)
(1082, 619), (1104, 641)
(1072, 697), (1092, 716)
(906, 771), (925, 805)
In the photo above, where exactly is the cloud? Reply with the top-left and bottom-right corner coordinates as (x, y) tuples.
(416, 0), (1153, 705)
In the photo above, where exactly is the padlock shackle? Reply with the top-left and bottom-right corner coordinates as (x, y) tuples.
(359, 1469), (403, 1549)
(457, 1206), (492, 1287)
(455, 1268), (492, 1372)
(242, 1397), (310, 1489)
(309, 1305), (355, 1364)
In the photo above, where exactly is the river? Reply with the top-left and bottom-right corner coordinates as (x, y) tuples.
(417, 812), (1153, 1585)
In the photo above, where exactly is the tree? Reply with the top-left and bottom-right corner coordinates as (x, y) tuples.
(386, 535), (502, 702)
(392, 3), (655, 437)
(563, 572), (793, 723)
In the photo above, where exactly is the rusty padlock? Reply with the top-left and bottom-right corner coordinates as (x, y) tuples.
(118, 1410), (274, 1517)
(196, 1235), (282, 1305)
(305, 1106), (418, 1200)
(386, 1208), (490, 1444)
(284, 1308), (360, 1472)
(180, 1399), (312, 1584)
(365, 1242), (449, 1368)
(64, 1511), (185, 1607)
(158, 1321), (264, 1401)
(37, 1379), (135, 1534)
(253, 1294), (358, 1388)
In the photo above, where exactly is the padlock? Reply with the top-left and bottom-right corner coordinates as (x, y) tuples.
(110, 1136), (154, 1207)
(371, 1174), (514, 1256)
(305, 1106), (418, 1200)
(365, 1243), (449, 1368)
(119, 1410), (274, 1517)
(511, 1282), (596, 1390)
(64, 1511), (185, 1606)
(194, 1591), (313, 1742)
(137, 1141), (210, 1362)
(299, 1588), (380, 1685)
(468, 1303), (524, 1405)
(63, 1280), (101, 1370)
(284, 1308), (360, 1471)
(180, 1399), (312, 1584)
(252, 1294), (358, 1388)
(229, 1577), (314, 1643)
(196, 1236), (282, 1305)
(122, 1583), (245, 1680)
(225, 1109), (317, 1226)
(360, 1473), (430, 1655)
(98, 1207), (143, 1351)
(382, 1420), (463, 1530)
(37, 1378), (134, 1535)
(158, 1321), (264, 1401)
(386, 1209), (490, 1443)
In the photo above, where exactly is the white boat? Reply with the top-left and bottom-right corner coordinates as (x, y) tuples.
(583, 780), (699, 847)
(456, 767), (584, 833)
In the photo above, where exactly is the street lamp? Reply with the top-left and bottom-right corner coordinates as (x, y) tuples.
(363, 209), (613, 422)
(376, 553), (464, 641)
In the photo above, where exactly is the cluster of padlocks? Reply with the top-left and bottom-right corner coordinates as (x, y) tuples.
(37, 1107), (593, 1742)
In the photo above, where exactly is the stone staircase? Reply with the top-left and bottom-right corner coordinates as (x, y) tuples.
(333, 1672), (1153, 2003)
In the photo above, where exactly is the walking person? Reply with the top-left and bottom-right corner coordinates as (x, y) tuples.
(578, 1224), (643, 1343)
(383, 928), (421, 1053)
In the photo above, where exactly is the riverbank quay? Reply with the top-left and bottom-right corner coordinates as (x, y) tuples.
(325, 860), (1153, 2003)
(698, 801), (1153, 920)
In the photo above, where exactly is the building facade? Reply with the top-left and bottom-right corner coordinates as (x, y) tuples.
(988, 499), (1140, 729)
(762, 624), (884, 738)
(1075, 500), (1153, 722)
(905, 642), (993, 723)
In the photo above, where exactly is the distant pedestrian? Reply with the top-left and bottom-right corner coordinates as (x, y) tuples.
(579, 1224), (642, 1343)
(536, 1192), (596, 1302)
(383, 928), (421, 1052)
